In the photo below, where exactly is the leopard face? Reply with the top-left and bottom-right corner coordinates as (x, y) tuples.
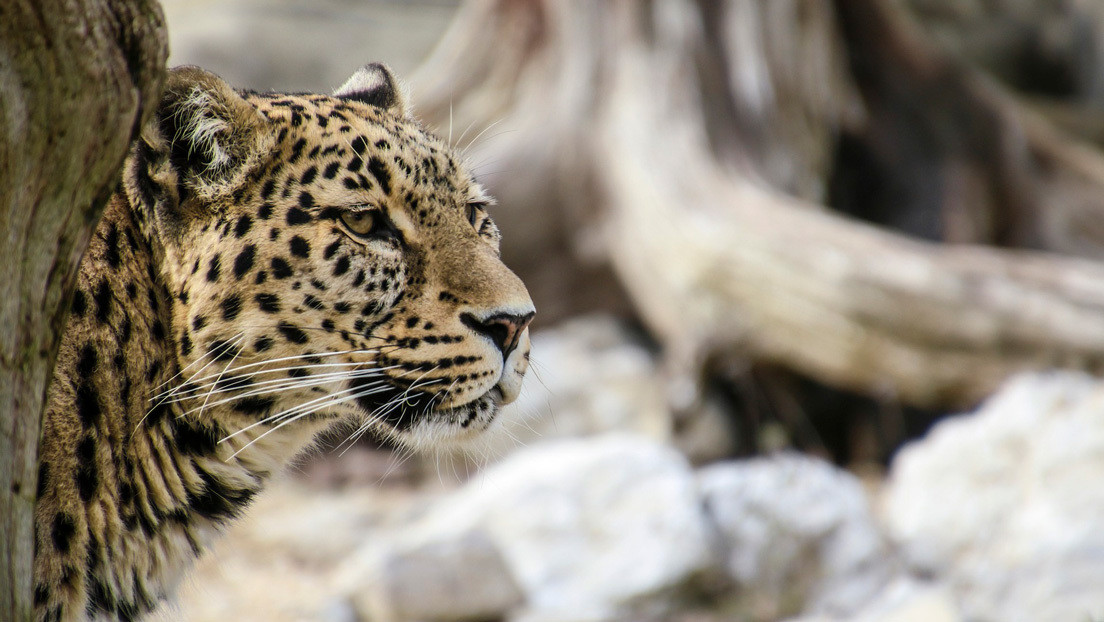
(133, 64), (534, 450)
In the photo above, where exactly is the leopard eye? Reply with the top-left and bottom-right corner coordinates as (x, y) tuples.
(338, 208), (403, 244)
(341, 210), (376, 235)
(337, 208), (404, 246)
(467, 202), (487, 228)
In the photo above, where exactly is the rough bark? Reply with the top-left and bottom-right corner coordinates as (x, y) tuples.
(0, 2), (166, 619)
(412, 0), (1104, 409)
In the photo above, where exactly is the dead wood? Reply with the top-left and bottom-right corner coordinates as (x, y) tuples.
(412, 0), (1104, 409)
(0, 2), (166, 618)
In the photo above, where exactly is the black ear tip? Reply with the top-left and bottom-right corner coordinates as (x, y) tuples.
(344, 85), (398, 110)
(333, 63), (408, 115)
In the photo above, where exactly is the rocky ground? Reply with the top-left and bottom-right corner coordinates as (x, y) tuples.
(150, 316), (1104, 622)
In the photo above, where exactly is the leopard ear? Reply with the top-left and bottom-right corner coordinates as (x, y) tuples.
(148, 65), (269, 187)
(334, 63), (409, 117)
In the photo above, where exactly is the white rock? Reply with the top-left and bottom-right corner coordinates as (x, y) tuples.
(152, 481), (414, 622)
(884, 371), (1104, 622)
(385, 435), (714, 619)
(490, 316), (671, 449)
(787, 578), (961, 622)
(698, 454), (896, 619)
(342, 527), (524, 622)
(420, 317), (678, 484)
(856, 580), (960, 622)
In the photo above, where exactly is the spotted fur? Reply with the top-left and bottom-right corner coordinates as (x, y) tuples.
(33, 63), (534, 622)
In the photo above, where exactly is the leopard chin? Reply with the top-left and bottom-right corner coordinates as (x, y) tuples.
(353, 333), (531, 447)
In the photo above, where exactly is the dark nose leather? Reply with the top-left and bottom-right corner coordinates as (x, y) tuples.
(461, 311), (535, 358)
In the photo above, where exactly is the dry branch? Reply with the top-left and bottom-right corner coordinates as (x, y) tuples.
(414, 0), (1104, 408)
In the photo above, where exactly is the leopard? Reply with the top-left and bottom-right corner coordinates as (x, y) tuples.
(32, 62), (534, 622)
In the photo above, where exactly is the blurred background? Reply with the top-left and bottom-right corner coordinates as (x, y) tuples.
(153, 1), (1104, 621)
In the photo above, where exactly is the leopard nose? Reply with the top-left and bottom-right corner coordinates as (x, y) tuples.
(461, 311), (535, 358)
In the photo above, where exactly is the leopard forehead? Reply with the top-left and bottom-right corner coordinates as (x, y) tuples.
(247, 92), (482, 213)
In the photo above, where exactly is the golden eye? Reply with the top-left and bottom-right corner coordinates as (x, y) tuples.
(340, 210), (378, 236)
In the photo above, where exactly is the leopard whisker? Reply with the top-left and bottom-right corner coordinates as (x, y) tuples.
(221, 380), (391, 447)
(168, 368), (382, 407)
(471, 127), (518, 151)
(442, 375), (461, 398)
(333, 413), (388, 455)
(333, 422), (372, 455)
(164, 361), (367, 399)
(152, 346), (386, 401)
(470, 167), (519, 181)
(331, 369), (440, 454)
(433, 441), (444, 485)
(347, 369), (440, 435)
(197, 338), (248, 419)
(462, 118), (504, 155)
(146, 332), (245, 404)
(150, 332), (241, 395)
(335, 366), (449, 454)
(453, 117), (479, 151)
(226, 380), (408, 460)
(527, 357), (551, 393)
(334, 417), (379, 455)
(373, 437), (417, 484)
(381, 365), (441, 413)
(176, 367), (392, 416)
(163, 361), (399, 402)
(135, 333), (246, 434)
(354, 371), (443, 444)
(260, 376), (399, 427)
(448, 440), (462, 483)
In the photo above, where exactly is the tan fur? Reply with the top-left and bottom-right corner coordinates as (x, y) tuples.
(34, 64), (533, 622)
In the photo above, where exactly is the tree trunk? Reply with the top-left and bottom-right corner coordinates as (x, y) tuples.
(0, 2), (166, 619)
(412, 0), (1104, 409)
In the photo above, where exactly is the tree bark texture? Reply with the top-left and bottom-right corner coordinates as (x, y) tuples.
(0, 2), (166, 619)
(412, 0), (1104, 409)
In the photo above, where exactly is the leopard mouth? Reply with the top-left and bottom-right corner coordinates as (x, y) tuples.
(350, 377), (502, 435)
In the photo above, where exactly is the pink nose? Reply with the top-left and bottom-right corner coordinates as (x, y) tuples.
(461, 311), (535, 357)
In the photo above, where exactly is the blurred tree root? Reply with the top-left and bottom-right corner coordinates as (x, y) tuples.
(412, 0), (1104, 421)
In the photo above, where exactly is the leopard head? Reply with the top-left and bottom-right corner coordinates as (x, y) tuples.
(127, 64), (534, 452)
